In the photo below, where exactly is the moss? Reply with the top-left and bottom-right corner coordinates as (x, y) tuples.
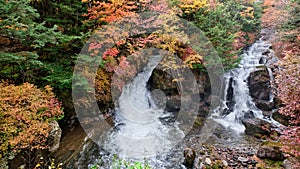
(261, 141), (283, 147)
(194, 119), (203, 127)
(263, 159), (283, 169)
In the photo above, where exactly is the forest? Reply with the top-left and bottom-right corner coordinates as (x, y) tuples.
(0, 0), (299, 168)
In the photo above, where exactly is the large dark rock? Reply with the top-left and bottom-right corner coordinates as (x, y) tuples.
(149, 68), (211, 117)
(248, 69), (272, 101)
(272, 111), (290, 126)
(248, 69), (279, 112)
(244, 110), (255, 119)
(242, 118), (271, 136)
(257, 145), (285, 161)
(222, 77), (235, 116)
(255, 100), (274, 111)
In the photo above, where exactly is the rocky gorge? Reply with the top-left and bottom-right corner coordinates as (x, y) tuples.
(48, 30), (296, 168)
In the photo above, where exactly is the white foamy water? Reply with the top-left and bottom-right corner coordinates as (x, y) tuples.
(104, 55), (184, 160)
(211, 39), (280, 133)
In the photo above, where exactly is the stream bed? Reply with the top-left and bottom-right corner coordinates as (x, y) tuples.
(58, 33), (281, 169)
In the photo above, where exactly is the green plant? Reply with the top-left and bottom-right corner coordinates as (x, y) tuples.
(0, 51), (44, 84)
(111, 155), (152, 169)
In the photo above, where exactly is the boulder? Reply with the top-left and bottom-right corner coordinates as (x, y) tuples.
(226, 77), (235, 108)
(257, 145), (285, 161)
(244, 110), (255, 119)
(255, 100), (274, 111)
(48, 121), (62, 153)
(283, 157), (300, 169)
(242, 118), (271, 136)
(166, 95), (181, 112)
(248, 69), (272, 101)
(272, 111), (290, 126)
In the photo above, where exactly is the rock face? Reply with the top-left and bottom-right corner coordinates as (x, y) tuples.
(48, 121), (62, 153)
(248, 69), (275, 111)
(242, 118), (271, 136)
(272, 111), (290, 126)
(149, 68), (211, 117)
(257, 145), (285, 161)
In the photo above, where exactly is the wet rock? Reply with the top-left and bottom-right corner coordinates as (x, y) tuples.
(283, 157), (300, 169)
(262, 111), (273, 118)
(242, 118), (271, 136)
(255, 100), (274, 111)
(248, 69), (272, 101)
(224, 77), (235, 115)
(244, 110), (255, 119)
(205, 157), (212, 165)
(262, 50), (271, 56)
(273, 96), (283, 109)
(183, 148), (196, 168)
(272, 111), (290, 126)
(48, 121), (62, 153)
(259, 57), (267, 64)
(166, 95), (181, 112)
(257, 145), (285, 161)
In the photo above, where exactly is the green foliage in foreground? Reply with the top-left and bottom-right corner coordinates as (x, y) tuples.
(89, 156), (152, 169)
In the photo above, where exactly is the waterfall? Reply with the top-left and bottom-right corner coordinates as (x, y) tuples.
(104, 55), (184, 160)
(211, 38), (277, 133)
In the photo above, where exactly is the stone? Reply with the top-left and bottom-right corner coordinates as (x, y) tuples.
(259, 57), (267, 64)
(244, 110), (255, 119)
(283, 157), (300, 169)
(250, 160), (257, 165)
(247, 151), (255, 156)
(183, 148), (196, 168)
(205, 157), (212, 165)
(238, 157), (248, 163)
(257, 145), (285, 161)
(166, 95), (181, 112)
(222, 160), (228, 167)
(48, 121), (62, 153)
(248, 69), (272, 101)
(255, 100), (274, 111)
(225, 77), (235, 113)
(242, 118), (271, 136)
(272, 111), (290, 126)
(248, 68), (276, 112)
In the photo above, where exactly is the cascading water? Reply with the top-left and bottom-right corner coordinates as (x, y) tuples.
(211, 38), (279, 133)
(74, 37), (281, 169)
(102, 55), (185, 167)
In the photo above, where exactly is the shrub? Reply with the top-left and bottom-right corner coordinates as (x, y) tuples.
(0, 82), (63, 165)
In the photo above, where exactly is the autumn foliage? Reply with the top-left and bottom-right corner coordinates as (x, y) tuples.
(275, 52), (300, 157)
(0, 83), (63, 159)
